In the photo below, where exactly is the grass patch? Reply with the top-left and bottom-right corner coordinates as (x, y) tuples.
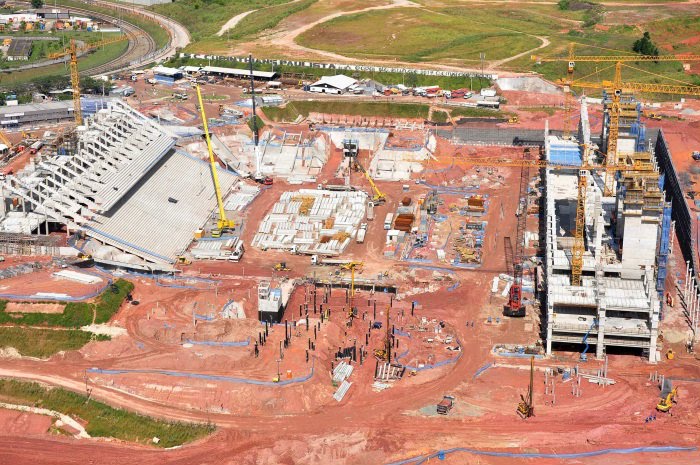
(248, 115), (265, 132)
(430, 110), (448, 123)
(0, 327), (107, 358)
(0, 279), (133, 328)
(451, 107), (508, 118)
(296, 8), (541, 63)
(262, 100), (503, 122)
(151, 0), (289, 41)
(0, 378), (215, 447)
(229, 0), (317, 40)
(518, 106), (557, 116)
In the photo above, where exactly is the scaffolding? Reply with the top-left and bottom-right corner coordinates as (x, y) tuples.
(0, 232), (60, 256)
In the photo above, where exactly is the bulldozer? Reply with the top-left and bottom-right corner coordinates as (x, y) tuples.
(657, 386), (678, 412)
(374, 348), (388, 361)
(507, 115), (519, 124)
(644, 110), (662, 121)
(273, 262), (290, 271)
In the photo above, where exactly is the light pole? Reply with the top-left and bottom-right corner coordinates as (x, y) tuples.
(276, 358), (281, 381)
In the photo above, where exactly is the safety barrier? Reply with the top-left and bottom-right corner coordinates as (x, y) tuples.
(315, 126), (390, 134)
(386, 445), (697, 465)
(447, 282), (461, 292)
(408, 265), (455, 274)
(392, 331), (462, 372)
(95, 266), (219, 291)
(472, 362), (492, 379)
(184, 338), (250, 347)
(393, 329), (411, 338)
(0, 268), (113, 302)
(88, 361), (314, 387)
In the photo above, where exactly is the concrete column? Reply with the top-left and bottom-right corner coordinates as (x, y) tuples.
(595, 266), (606, 359)
(546, 301), (554, 356)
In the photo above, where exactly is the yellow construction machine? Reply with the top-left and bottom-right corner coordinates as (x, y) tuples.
(507, 115), (519, 124)
(517, 356), (535, 418)
(48, 36), (129, 126)
(657, 386), (678, 412)
(273, 262), (290, 271)
(354, 160), (386, 204)
(196, 84), (236, 236)
(666, 349), (675, 360)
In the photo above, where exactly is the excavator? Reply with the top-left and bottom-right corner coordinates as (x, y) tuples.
(657, 386), (678, 413)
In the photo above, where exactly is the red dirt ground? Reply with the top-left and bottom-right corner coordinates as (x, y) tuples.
(1, 92), (700, 465)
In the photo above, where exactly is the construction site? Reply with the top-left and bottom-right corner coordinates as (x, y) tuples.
(0, 33), (700, 465)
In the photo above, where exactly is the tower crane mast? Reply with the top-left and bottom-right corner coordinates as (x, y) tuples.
(48, 35), (129, 126)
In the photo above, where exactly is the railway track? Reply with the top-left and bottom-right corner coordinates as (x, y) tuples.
(5, 1), (161, 77)
(49, 4), (158, 76)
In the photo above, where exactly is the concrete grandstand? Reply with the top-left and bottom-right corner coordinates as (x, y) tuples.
(0, 100), (238, 271)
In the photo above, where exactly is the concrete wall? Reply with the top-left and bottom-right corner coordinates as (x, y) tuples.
(621, 215), (659, 275)
(655, 129), (696, 272)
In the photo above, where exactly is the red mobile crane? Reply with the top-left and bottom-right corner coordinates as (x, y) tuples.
(503, 148), (530, 317)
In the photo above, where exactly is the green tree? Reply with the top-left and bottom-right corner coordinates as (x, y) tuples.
(633, 32), (659, 57)
(33, 75), (70, 94)
(558, 0), (570, 10)
(31, 0), (44, 8)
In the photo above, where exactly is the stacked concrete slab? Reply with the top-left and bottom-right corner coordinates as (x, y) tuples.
(252, 189), (367, 256)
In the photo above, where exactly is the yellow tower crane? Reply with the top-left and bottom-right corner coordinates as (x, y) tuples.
(532, 45), (700, 283)
(196, 84), (235, 236)
(533, 44), (700, 193)
(49, 35), (130, 126)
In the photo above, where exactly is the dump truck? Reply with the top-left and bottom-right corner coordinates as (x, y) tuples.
(356, 223), (367, 244)
(437, 395), (455, 415)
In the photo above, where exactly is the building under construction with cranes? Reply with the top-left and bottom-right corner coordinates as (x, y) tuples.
(544, 97), (671, 362)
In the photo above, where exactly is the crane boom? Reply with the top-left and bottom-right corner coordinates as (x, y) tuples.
(532, 42), (700, 64)
(573, 80), (700, 96)
(355, 159), (386, 204)
(196, 85), (235, 232)
(534, 53), (700, 63)
(0, 130), (11, 149)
